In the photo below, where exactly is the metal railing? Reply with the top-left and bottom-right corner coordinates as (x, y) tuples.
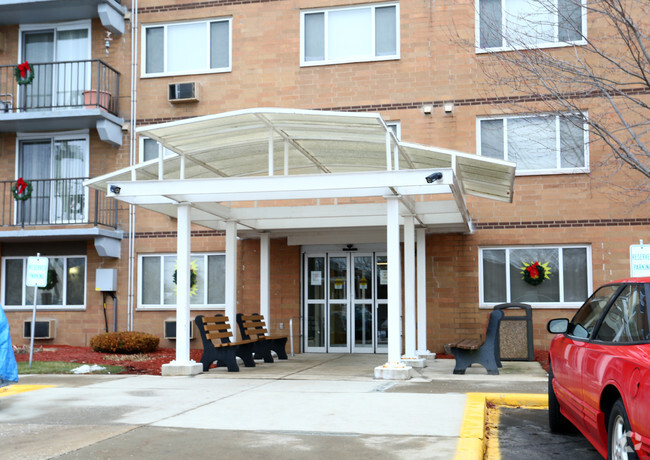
(0, 178), (119, 229)
(0, 59), (120, 115)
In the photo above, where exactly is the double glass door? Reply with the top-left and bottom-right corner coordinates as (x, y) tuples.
(304, 252), (388, 353)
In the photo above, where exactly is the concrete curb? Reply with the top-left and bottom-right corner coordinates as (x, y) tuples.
(454, 393), (549, 460)
(0, 384), (54, 398)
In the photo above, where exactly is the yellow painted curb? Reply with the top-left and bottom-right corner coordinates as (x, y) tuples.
(454, 393), (548, 460)
(0, 384), (55, 398)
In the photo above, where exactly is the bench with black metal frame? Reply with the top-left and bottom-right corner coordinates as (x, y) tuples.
(195, 314), (256, 372)
(236, 313), (289, 362)
(447, 309), (504, 375)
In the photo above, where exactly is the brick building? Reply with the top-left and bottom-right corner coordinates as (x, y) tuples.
(0, 0), (648, 370)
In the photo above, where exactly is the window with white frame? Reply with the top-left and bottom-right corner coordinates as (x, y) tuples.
(480, 246), (591, 307)
(477, 0), (585, 50)
(139, 253), (225, 308)
(143, 18), (231, 76)
(478, 114), (587, 174)
(139, 136), (177, 162)
(2, 256), (86, 309)
(301, 3), (399, 66)
(386, 121), (401, 140)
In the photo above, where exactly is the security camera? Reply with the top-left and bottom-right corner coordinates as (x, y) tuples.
(425, 172), (443, 183)
(109, 185), (121, 194)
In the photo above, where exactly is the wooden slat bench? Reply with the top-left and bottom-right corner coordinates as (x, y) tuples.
(195, 315), (257, 372)
(447, 309), (504, 375)
(236, 313), (288, 362)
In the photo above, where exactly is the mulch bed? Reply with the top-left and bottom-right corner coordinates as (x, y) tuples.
(14, 345), (551, 376)
(14, 345), (204, 376)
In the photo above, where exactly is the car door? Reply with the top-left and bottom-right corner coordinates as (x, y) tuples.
(582, 284), (650, 444)
(552, 284), (621, 425)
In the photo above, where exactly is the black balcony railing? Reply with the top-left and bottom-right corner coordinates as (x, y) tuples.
(0, 178), (118, 229)
(0, 60), (119, 115)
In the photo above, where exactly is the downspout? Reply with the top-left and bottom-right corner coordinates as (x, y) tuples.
(127, 0), (138, 330)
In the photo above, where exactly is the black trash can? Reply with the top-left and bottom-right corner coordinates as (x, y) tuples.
(494, 303), (534, 361)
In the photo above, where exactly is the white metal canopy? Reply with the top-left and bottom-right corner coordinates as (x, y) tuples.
(86, 108), (515, 236)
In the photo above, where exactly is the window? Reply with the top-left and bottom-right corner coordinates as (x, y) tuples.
(594, 285), (649, 343)
(17, 132), (89, 224)
(478, 114), (588, 174)
(569, 284), (619, 338)
(2, 256), (86, 309)
(477, 0), (585, 50)
(142, 18), (231, 76)
(139, 253), (226, 308)
(480, 245), (591, 307)
(301, 3), (399, 66)
(386, 121), (401, 140)
(139, 136), (177, 163)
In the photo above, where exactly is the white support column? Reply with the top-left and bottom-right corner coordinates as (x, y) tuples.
(260, 233), (270, 322)
(416, 227), (433, 359)
(375, 196), (412, 380)
(225, 220), (238, 341)
(162, 203), (202, 376)
(402, 215), (424, 367)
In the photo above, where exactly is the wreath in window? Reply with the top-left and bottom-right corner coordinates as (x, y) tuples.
(44, 269), (58, 291)
(173, 260), (199, 297)
(11, 178), (33, 201)
(520, 261), (551, 286)
(15, 61), (35, 86)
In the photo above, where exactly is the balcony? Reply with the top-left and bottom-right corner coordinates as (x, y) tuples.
(0, 1), (127, 35)
(0, 60), (124, 146)
(0, 178), (123, 258)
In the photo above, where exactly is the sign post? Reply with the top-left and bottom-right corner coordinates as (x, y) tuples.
(630, 241), (650, 277)
(26, 254), (48, 367)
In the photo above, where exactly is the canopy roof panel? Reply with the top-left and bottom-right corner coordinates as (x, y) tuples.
(86, 108), (515, 237)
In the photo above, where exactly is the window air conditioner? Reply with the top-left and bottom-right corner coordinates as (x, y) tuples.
(168, 82), (199, 102)
(23, 319), (56, 340)
(164, 319), (195, 340)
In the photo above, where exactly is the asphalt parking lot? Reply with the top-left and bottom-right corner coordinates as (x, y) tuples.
(497, 407), (600, 459)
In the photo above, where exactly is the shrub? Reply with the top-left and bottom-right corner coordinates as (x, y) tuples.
(90, 331), (159, 354)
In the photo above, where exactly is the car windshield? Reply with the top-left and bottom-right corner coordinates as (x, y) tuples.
(569, 284), (620, 339)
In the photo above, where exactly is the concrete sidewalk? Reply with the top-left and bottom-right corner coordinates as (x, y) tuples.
(0, 354), (547, 460)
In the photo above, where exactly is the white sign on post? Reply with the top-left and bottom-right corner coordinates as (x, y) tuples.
(630, 244), (650, 277)
(26, 256), (49, 287)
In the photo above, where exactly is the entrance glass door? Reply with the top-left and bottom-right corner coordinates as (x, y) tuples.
(304, 250), (387, 353)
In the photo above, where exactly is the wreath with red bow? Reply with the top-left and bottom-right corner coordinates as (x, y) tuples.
(15, 61), (35, 85)
(12, 177), (33, 201)
(521, 261), (551, 286)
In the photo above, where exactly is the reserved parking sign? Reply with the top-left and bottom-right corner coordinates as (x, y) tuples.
(630, 244), (650, 277)
(26, 256), (49, 287)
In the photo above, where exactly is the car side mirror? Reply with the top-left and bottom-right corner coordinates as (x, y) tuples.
(547, 318), (569, 334)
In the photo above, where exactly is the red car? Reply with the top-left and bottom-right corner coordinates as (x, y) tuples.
(548, 277), (650, 460)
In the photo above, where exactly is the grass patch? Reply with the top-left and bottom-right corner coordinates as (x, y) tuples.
(17, 361), (124, 375)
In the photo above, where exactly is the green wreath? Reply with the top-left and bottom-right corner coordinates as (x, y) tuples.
(15, 61), (35, 85)
(520, 261), (551, 286)
(44, 269), (58, 291)
(172, 268), (197, 287)
(11, 178), (33, 201)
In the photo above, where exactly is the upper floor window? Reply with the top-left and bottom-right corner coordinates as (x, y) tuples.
(480, 245), (591, 307)
(139, 136), (177, 163)
(477, 0), (585, 51)
(142, 18), (231, 77)
(301, 3), (399, 66)
(477, 114), (588, 175)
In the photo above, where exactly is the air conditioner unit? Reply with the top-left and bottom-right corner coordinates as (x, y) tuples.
(164, 319), (195, 340)
(168, 82), (199, 102)
(23, 319), (56, 340)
